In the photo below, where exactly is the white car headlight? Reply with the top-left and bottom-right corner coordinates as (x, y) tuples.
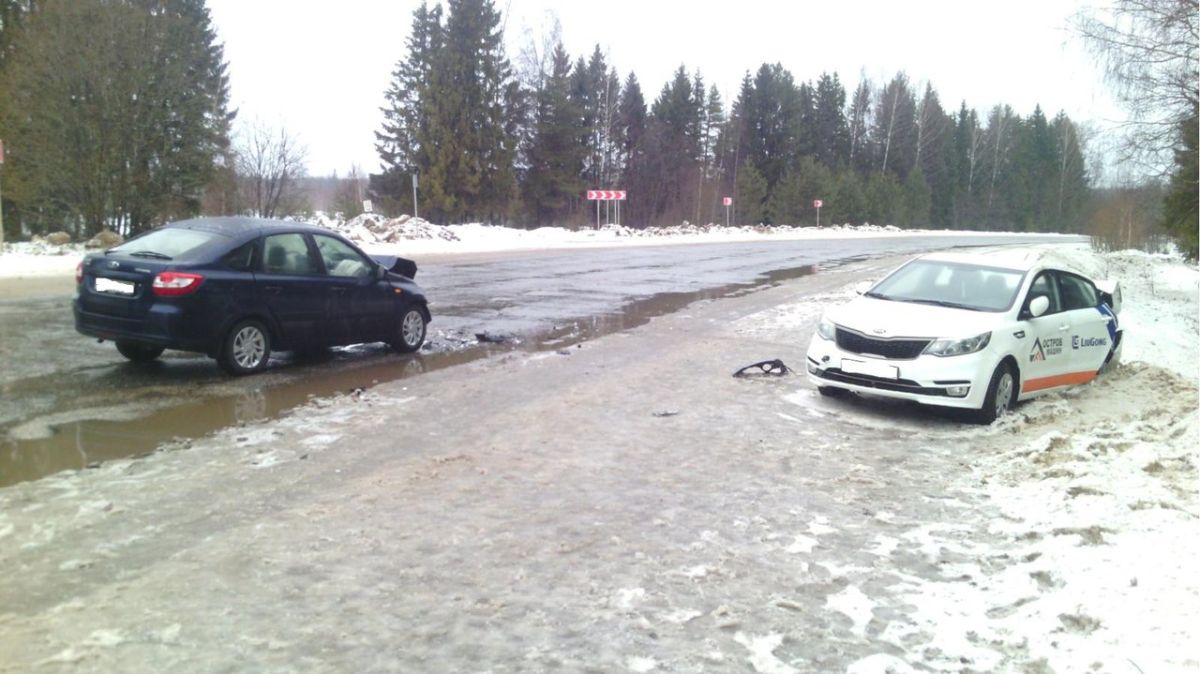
(924, 331), (991, 357)
(817, 317), (836, 341)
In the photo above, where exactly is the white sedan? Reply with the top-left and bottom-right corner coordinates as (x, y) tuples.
(806, 249), (1123, 423)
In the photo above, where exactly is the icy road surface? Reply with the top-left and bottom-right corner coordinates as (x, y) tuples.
(0, 234), (1073, 486)
(0, 248), (1195, 673)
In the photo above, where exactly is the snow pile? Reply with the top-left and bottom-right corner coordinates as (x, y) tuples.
(0, 241), (85, 277)
(1050, 246), (1199, 380)
(318, 213), (460, 244)
(967, 376), (1200, 672)
(889, 356), (1199, 671)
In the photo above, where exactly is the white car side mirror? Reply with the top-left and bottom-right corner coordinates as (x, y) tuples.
(854, 281), (872, 295)
(1028, 295), (1050, 318)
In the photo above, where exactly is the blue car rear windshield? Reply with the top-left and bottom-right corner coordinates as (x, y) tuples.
(111, 228), (223, 259)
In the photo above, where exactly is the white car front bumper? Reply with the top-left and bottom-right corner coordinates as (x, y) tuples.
(805, 334), (998, 410)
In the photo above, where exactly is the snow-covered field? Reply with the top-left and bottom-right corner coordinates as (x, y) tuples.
(0, 215), (1079, 278)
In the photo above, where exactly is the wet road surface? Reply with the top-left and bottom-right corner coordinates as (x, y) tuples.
(0, 234), (1083, 486)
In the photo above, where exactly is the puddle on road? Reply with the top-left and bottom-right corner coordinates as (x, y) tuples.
(0, 263), (817, 488)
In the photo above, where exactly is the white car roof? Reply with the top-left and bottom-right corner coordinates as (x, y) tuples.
(919, 247), (1087, 276)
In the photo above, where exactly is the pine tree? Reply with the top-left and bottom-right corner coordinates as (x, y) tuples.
(647, 66), (701, 223)
(1162, 103), (1198, 257)
(813, 72), (849, 169)
(766, 172), (804, 224)
(847, 77), (873, 173)
(569, 52), (596, 187)
(746, 63), (802, 190)
(0, 0), (233, 235)
(902, 167), (932, 227)
(829, 169), (867, 225)
(599, 66), (622, 188)
(700, 83), (726, 224)
(523, 44), (583, 227)
(0, 0), (34, 66)
(951, 102), (984, 227)
(981, 104), (1017, 228)
(719, 73), (755, 205)
(913, 84), (952, 226)
(865, 173), (903, 225)
(571, 45), (619, 190)
(735, 163), (767, 225)
(373, 1), (442, 214)
(1051, 111), (1089, 231)
(616, 71), (647, 224)
(1010, 106), (1056, 230)
(794, 80), (816, 160)
(871, 72), (917, 178)
(422, 0), (516, 222)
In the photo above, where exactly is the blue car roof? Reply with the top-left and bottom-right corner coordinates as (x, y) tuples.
(166, 217), (331, 239)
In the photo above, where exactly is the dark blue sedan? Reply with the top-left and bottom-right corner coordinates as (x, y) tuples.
(74, 217), (432, 375)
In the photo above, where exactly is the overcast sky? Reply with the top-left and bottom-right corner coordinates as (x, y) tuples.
(206, 0), (1122, 177)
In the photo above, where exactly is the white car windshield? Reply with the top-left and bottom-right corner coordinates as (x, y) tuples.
(867, 259), (1025, 312)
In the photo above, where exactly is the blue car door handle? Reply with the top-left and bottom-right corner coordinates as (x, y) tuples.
(263, 285), (283, 295)
(329, 287), (347, 294)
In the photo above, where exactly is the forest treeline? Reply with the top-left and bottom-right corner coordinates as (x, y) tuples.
(0, 0), (1194, 255)
(371, 0), (1091, 233)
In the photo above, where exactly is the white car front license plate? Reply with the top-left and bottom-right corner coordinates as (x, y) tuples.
(95, 277), (135, 296)
(841, 358), (899, 380)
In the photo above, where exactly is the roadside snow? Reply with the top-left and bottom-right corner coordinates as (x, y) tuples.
(0, 241), (83, 277)
(0, 215), (1078, 279)
(1047, 246), (1199, 380)
(750, 246), (1199, 672)
(317, 213), (1077, 258)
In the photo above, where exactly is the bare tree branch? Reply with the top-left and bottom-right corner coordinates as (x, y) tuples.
(234, 119), (309, 218)
(1073, 0), (1199, 174)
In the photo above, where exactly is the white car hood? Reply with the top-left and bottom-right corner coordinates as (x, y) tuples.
(827, 296), (1001, 339)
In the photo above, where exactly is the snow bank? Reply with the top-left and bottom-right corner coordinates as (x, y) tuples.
(1049, 246), (1199, 380)
(0, 217), (1069, 278)
(328, 216), (1073, 257)
(759, 246), (1199, 672)
(313, 213), (460, 245)
(0, 241), (85, 277)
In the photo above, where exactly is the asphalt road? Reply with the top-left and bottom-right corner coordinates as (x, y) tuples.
(0, 234), (1083, 486)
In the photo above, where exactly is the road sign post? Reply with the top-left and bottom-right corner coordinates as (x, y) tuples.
(412, 172), (419, 220)
(723, 196), (732, 227)
(0, 139), (6, 244)
(813, 198), (823, 228)
(586, 190), (627, 229)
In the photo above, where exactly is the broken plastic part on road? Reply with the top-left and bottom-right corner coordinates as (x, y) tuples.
(733, 359), (792, 378)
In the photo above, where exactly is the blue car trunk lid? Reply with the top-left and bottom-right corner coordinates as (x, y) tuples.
(80, 255), (173, 318)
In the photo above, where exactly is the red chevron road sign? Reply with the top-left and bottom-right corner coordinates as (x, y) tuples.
(586, 190), (626, 200)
